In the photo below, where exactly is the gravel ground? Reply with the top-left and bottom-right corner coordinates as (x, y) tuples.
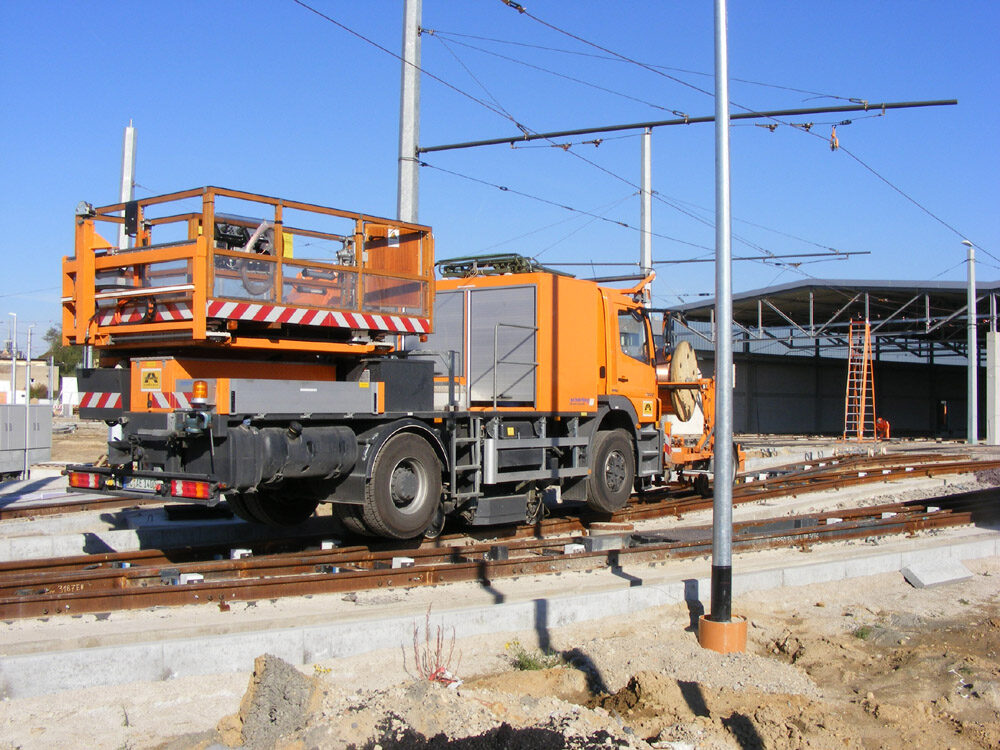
(1, 431), (997, 749)
(1, 557), (997, 749)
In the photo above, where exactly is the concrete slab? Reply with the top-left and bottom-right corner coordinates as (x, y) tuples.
(902, 558), (973, 588)
(0, 530), (996, 699)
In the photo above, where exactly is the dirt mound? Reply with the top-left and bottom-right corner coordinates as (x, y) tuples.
(216, 653), (321, 750)
(595, 671), (851, 749)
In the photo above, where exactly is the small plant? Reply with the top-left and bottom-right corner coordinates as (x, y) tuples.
(505, 639), (564, 671)
(852, 625), (874, 640)
(404, 606), (461, 685)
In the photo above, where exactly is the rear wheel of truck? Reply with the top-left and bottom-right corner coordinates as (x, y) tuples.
(586, 428), (635, 513)
(226, 492), (261, 523)
(332, 504), (373, 537)
(243, 484), (320, 526)
(363, 433), (443, 539)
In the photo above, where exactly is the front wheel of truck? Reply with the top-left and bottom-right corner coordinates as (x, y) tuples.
(363, 433), (443, 539)
(586, 428), (635, 513)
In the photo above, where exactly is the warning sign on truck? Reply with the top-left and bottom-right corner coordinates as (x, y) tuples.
(140, 367), (162, 392)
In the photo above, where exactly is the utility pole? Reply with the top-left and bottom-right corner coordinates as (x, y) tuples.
(49, 356), (56, 413)
(640, 128), (652, 303)
(8, 313), (15, 407)
(118, 121), (136, 250)
(397, 0), (421, 223)
(22, 325), (33, 479)
(964, 240), (978, 444)
(698, 0), (745, 654)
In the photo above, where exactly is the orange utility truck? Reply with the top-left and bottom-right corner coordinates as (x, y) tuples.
(63, 188), (731, 539)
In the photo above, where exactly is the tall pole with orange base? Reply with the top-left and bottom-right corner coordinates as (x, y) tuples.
(699, 0), (747, 654)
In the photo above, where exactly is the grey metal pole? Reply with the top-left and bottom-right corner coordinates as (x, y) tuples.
(117, 121), (136, 250)
(397, 0), (421, 223)
(964, 240), (978, 444)
(640, 128), (653, 303)
(49, 356), (56, 409)
(711, 0), (735, 623)
(22, 325), (32, 479)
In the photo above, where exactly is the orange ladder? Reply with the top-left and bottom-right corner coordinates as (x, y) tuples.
(843, 319), (877, 441)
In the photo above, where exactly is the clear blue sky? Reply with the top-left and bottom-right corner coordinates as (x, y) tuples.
(2, 1), (997, 355)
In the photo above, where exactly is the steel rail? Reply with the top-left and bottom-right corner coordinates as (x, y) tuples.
(1, 485), (995, 620)
(2, 455), (994, 577)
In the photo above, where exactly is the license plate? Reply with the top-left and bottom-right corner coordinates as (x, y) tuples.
(124, 477), (160, 493)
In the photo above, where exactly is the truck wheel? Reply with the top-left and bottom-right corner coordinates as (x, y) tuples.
(226, 492), (261, 523)
(363, 433), (443, 539)
(243, 485), (319, 526)
(332, 504), (373, 537)
(586, 429), (635, 513)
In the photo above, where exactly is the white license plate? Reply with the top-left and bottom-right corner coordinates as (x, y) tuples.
(124, 477), (160, 493)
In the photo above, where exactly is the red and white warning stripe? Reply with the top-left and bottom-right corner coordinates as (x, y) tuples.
(205, 300), (429, 334)
(148, 392), (193, 410)
(97, 301), (193, 326)
(79, 392), (122, 409)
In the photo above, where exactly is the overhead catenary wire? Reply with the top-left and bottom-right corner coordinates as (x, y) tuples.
(476, 193), (636, 254)
(288, 0), (796, 273)
(295, 0), (985, 275)
(424, 23), (971, 259)
(420, 160), (713, 250)
(424, 27), (864, 103)
(497, 1), (983, 256)
(424, 29), (690, 115)
(544, 251), (862, 266)
(290, 0), (528, 130)
(291, 0), (869, 279)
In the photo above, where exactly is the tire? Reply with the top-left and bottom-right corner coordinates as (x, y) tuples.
(363, 433), (443, 539)
(226, 492), (261, 523)
(693, 473), (711, 499)
(332, 503), (374, 537)
(585, 429), (635, 513)
(242, 484), (319, 526)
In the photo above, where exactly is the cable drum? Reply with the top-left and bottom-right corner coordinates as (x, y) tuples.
(667, 340), (701, 421)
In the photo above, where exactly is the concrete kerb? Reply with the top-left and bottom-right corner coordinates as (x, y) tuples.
(1, 533), (997, 699)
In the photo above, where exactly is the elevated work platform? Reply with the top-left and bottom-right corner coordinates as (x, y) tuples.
(62, 187), (434, 355)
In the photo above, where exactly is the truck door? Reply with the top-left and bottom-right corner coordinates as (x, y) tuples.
(609, 305), (658, 423)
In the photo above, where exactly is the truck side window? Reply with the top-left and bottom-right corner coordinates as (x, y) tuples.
(618, 309), (649, 363)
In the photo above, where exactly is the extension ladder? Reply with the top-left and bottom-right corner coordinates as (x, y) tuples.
(843, 319), (877, 441)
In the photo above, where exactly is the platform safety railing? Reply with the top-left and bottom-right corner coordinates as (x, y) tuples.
(62, 187), (434, 352)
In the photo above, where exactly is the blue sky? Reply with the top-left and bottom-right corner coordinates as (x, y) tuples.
(2, 1), (997, 355)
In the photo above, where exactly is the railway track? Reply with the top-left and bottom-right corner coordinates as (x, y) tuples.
(1, 452), (997, 620)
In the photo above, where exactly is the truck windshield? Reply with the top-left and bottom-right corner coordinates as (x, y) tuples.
(618, 309), (649, 363)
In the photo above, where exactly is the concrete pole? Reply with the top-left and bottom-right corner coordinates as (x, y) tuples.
(987, 331), (999, 445)
(117, 121), (136, 250)
(989, 292), (999, 446)
(710, 0), (735, 623)
(964, 240), (978, 444)
(22, 326), (32, 479)
(640, 128), (653, 303)
(49, 356), (56, 407)
(396, 0), (421, 224)
(8, 313), (15, 406)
